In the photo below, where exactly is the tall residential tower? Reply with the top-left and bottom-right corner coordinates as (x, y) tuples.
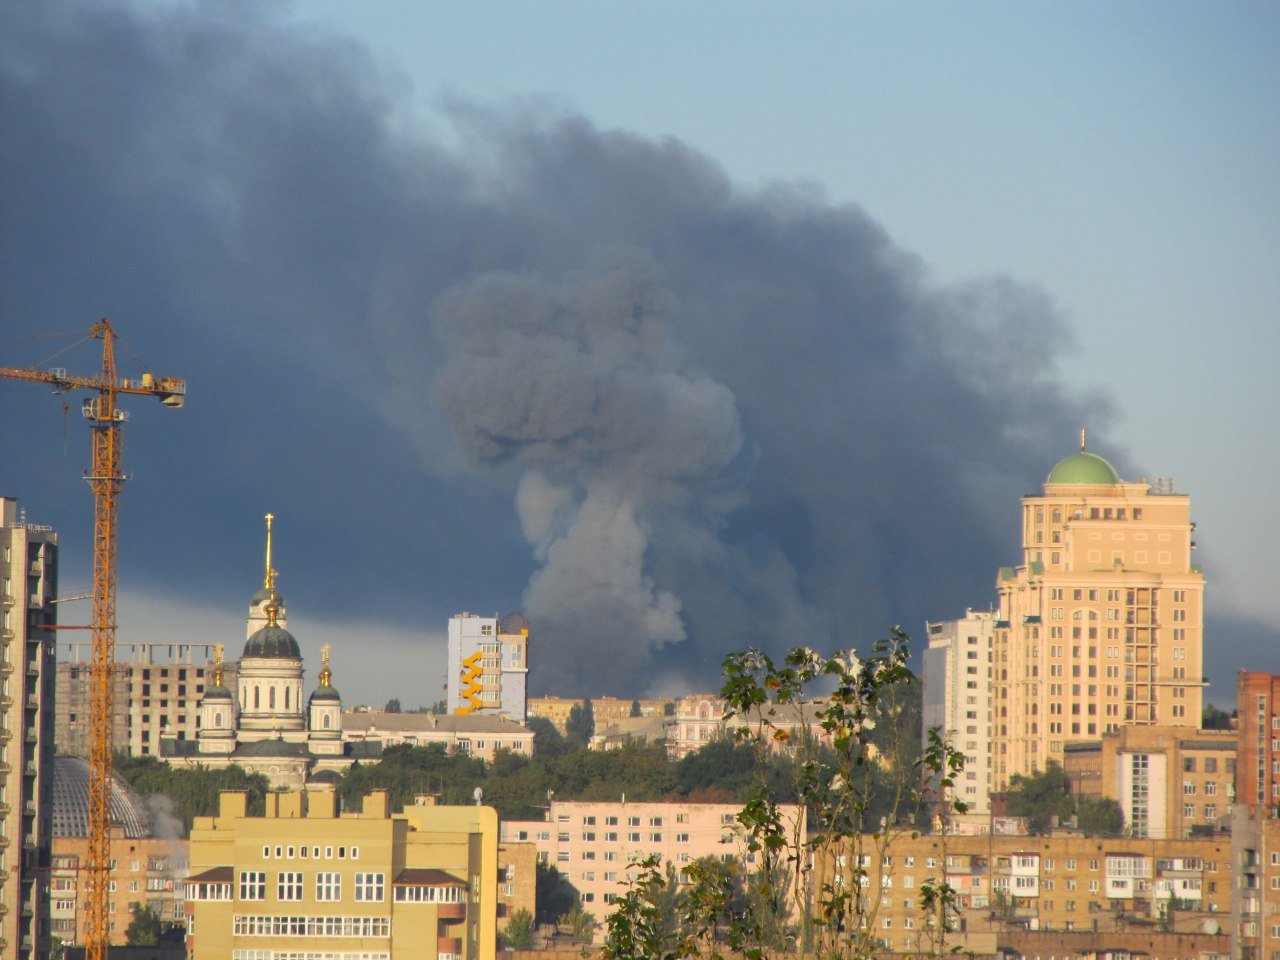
(990, 441), (1204, 789)
(1, 497), (58, 960)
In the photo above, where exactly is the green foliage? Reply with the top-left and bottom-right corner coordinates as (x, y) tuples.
(1077, 796), (1125, 836)
(566, 699), (595, 744)
(1005, 761), (1076, 834)
(503, 907), (536, 949)
(384, 698), (402, 713)
(631, 699), (644, 717)
(1202, 703), (1234, 730)
(112, 753), (271, 834)
(536, 862), (578, 924)
(559, 902), (598, 941)
(125, 904), (160, 946)
(604, 630), (968, 960)
(664, 701), (676, 717)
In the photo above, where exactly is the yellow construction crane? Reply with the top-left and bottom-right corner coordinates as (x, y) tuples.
(1, 319), (184, 960)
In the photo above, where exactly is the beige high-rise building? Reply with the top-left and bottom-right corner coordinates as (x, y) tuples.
(0, 496), (58, 960)
(990, 441), (1204, 790)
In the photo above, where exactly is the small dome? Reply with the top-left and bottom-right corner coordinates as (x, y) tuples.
(243, 624), (301, 660)
(203, 683), (234, 701)
(1046, 451), (1121, 486)
(310, 684), (341, 703)
(53, 757), (153, 839)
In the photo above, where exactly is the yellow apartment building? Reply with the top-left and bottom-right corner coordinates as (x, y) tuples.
(184, 789), (498, 960)
(813, 830), (1232, 959)
(991, 442), (1204, 789)
(1062, 725), (1235, 838)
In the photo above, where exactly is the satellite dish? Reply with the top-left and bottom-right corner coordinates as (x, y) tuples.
(1203, 920), (1220, 935)
(473, 787), (484, 806)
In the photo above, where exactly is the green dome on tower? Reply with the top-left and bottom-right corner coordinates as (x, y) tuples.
(1046, 450), (1121, 486)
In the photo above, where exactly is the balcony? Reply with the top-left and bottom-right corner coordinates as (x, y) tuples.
(2, 595), (13, 607)
(1, 630), (12, 641)
(437, 903), (466, 920)
(438, 937), (463, 954)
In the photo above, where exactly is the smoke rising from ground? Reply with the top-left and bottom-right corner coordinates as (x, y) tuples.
(2, 2), (1138, 696)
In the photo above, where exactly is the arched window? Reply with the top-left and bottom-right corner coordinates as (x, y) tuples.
(285, 687), (290, 710)
(254, 686), (260, 709)
(270, 687), (276, 709)
(323, 714), (331, 729)
(215, 711), (223, 727)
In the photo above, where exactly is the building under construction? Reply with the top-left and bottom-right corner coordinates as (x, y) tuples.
(54, 644), (234, 760)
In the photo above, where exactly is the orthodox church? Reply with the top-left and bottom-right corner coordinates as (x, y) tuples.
(161, 515), (372, 790)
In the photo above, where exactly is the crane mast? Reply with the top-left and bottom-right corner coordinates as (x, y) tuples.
(0, 320), (184, 960)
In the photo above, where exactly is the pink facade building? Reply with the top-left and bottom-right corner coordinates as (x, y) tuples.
(501, 800), (806, 938)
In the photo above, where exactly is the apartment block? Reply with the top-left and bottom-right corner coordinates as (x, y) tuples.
(813, 831), (1232, 957)
(527, 696), (673, 736)
(0, 497), (58, 960)
(184, 789), (498, 960)
(922, 610), (996, 820)
(501, 799), (806, 940)
(1062, 725), (1235, 838)
(991, 444), (1204, 789)
(446, 613), (529, 721)
(666, 693), (831, 760)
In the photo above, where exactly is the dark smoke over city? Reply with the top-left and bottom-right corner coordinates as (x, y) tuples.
(1, 2), (1125, 696)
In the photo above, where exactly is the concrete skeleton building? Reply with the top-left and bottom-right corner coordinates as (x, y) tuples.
(55, 644), (231, 758)
(990, 439), (1205, 789)
(184, 789), (498, 960)
(446, 612), (529, 721)
(0, 496), (57, 960)
(922, 610), (997, 821)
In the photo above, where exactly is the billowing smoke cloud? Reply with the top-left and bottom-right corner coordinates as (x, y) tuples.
(0, 1), (1172, 699)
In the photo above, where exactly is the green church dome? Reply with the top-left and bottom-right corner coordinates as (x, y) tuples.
(243, 624), (302, 660)
(1046, 451), (1121, 486)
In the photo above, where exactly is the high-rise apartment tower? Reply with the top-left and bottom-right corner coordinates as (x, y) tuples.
(990, 441), (1204, 789)
(1, 497), (58, 960)
(446, 613), (529, 722)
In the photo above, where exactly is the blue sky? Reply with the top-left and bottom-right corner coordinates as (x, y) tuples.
(2, 1), (1276, 706)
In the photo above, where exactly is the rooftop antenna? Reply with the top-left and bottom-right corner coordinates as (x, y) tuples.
(1080, 428), (1086, 452)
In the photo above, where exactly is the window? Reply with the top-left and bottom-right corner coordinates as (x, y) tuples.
(316, 872), (342, 902)
(239, 871), (265, 900)
(277, 872), (303, 901)
(355, 873), (386, 902)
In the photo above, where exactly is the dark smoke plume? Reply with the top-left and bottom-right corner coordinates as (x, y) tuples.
(1, 1), (1126, 696)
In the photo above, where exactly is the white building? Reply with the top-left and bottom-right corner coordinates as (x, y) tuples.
(445, 612), (529, 721)
(921, 609), (995, 821)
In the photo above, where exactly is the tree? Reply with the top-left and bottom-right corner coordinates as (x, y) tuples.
(663, 701), (676, 717)
(1077, 796), (1125, 836)
(631, 699), (644, 717)
(559, 902), (598, 940)
(384, 697), (402, 713)
(566, 699), (595, 744)
(1202, 703), (1234, 730)
(603, 630), (968, 960)
(536, 862), (578, 924)
(503, 907), (536, 950)
(1005, 761), (1075, 835)
(125, 904), (160, 946)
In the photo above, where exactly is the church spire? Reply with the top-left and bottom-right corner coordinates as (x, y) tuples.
(263, 512), (276, 591)
(213, 643), (224, 687)
(319, 643), (332, 687)
(1080, 427), (1087, 452)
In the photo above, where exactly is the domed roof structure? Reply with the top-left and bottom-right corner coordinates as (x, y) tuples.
(244, 623), (301, 660)
(204, 682), (234, 700)
(309, 684), (341, 702)
(250, 585), (285, 607)
(53, 756), (153, 839)
(1046, 450), (1121, 486)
